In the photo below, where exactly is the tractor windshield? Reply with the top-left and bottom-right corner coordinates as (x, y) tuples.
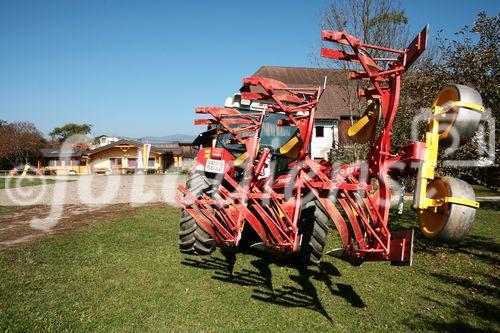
(215, 133), (246, 156)
(259, 113), (297, 152)
(214, 110), (297, 157)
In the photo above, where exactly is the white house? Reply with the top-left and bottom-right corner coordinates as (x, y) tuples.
(94, 135), (120, 148)
(311, 119), (339, 160)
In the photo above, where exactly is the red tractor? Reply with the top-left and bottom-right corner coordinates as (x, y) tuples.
(177, 26), (483, 266)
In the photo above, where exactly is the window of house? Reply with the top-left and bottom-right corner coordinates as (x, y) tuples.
(148, 158), (155, 167)
(315, 126), (324, 137)
(127, 158), (137, 168)
(48, 159), (61, 167)
(109, 158), (122, 167)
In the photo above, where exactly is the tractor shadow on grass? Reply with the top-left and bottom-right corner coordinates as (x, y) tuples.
(181, 252), (365, 322)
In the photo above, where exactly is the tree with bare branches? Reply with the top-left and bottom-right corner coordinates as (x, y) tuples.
(318, 0), (410, 160)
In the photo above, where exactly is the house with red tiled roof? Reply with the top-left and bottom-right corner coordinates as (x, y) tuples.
(38, 139), (179, 175)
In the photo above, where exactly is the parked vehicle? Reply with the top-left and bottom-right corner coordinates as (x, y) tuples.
(177, 26), (482, 266)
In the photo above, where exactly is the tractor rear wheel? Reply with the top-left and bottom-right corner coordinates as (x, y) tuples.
(294, 200), (329, 265)
(179, 171), (216, 255)
(418, 176), (476, 242)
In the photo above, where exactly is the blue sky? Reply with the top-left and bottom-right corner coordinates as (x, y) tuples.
(0, 0), (497, 138)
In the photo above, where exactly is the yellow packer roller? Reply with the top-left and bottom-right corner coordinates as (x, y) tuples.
(415, 84), (484, 242)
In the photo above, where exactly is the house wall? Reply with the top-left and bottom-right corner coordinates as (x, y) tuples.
(90, 147), (127, 171)
(169, 156), (194, 171)
(88, 147), (163, 173)
(94, 136), (119, 148)
(310, 120), (338, 160)
(41, 159), (88, 175)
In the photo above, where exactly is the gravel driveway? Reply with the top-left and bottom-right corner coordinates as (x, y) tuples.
(0, 175), (187, 249)
(0, 174), (186, 206)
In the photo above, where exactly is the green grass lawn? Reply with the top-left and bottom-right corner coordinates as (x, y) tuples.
(0, 204), (498, 332)
(0, 177), (57, 189)
(473, 184), (500, 197)
(0, 206), (23, 215)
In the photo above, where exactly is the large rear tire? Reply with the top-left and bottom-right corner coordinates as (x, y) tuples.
(179, 172), (216, 255)
(294, 200), (329, 265)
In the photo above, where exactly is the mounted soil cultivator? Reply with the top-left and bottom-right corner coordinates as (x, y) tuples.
(177, 26), (484, 266)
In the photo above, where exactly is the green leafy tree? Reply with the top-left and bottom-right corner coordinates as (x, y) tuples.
(49, 123), (92, 142)
(395, 12), (499, 190)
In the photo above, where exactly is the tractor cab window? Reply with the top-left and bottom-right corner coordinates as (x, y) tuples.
(215, 132), (247, 156)
(259, 113), (297, 153)
(214, 110), (297, 158)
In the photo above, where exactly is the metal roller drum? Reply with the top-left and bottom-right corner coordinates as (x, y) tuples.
(432, 84), (483, 147)
(418, 177), (476, 242)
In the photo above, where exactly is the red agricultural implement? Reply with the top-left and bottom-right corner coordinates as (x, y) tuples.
(176, 26), (483, 266)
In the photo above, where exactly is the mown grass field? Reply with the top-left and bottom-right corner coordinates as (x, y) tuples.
(0, 177), (57, 189)
(0, 203), (498, 332)
(472, 184), (500, 197)
(0, 206), (23, 214)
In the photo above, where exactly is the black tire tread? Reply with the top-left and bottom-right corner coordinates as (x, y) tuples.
(294, 200), (329, 265)
(179, 171), (216, 255)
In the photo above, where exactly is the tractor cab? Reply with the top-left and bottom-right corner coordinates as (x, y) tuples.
(208, 92), (302, 175)
(224, 93), (299, 153)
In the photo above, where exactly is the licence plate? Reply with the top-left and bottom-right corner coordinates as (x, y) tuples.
(205, 158), (225, 174)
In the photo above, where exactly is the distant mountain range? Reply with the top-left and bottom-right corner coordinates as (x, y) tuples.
(119, 134), (196, 143)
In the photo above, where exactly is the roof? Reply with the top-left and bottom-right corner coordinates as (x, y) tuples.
(163, 147), (182, 155)
(252, 66), (352, 119)
(39, 148), (86, 158)
(86, 139), (165, 155)
(141, 142), (184, 155)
